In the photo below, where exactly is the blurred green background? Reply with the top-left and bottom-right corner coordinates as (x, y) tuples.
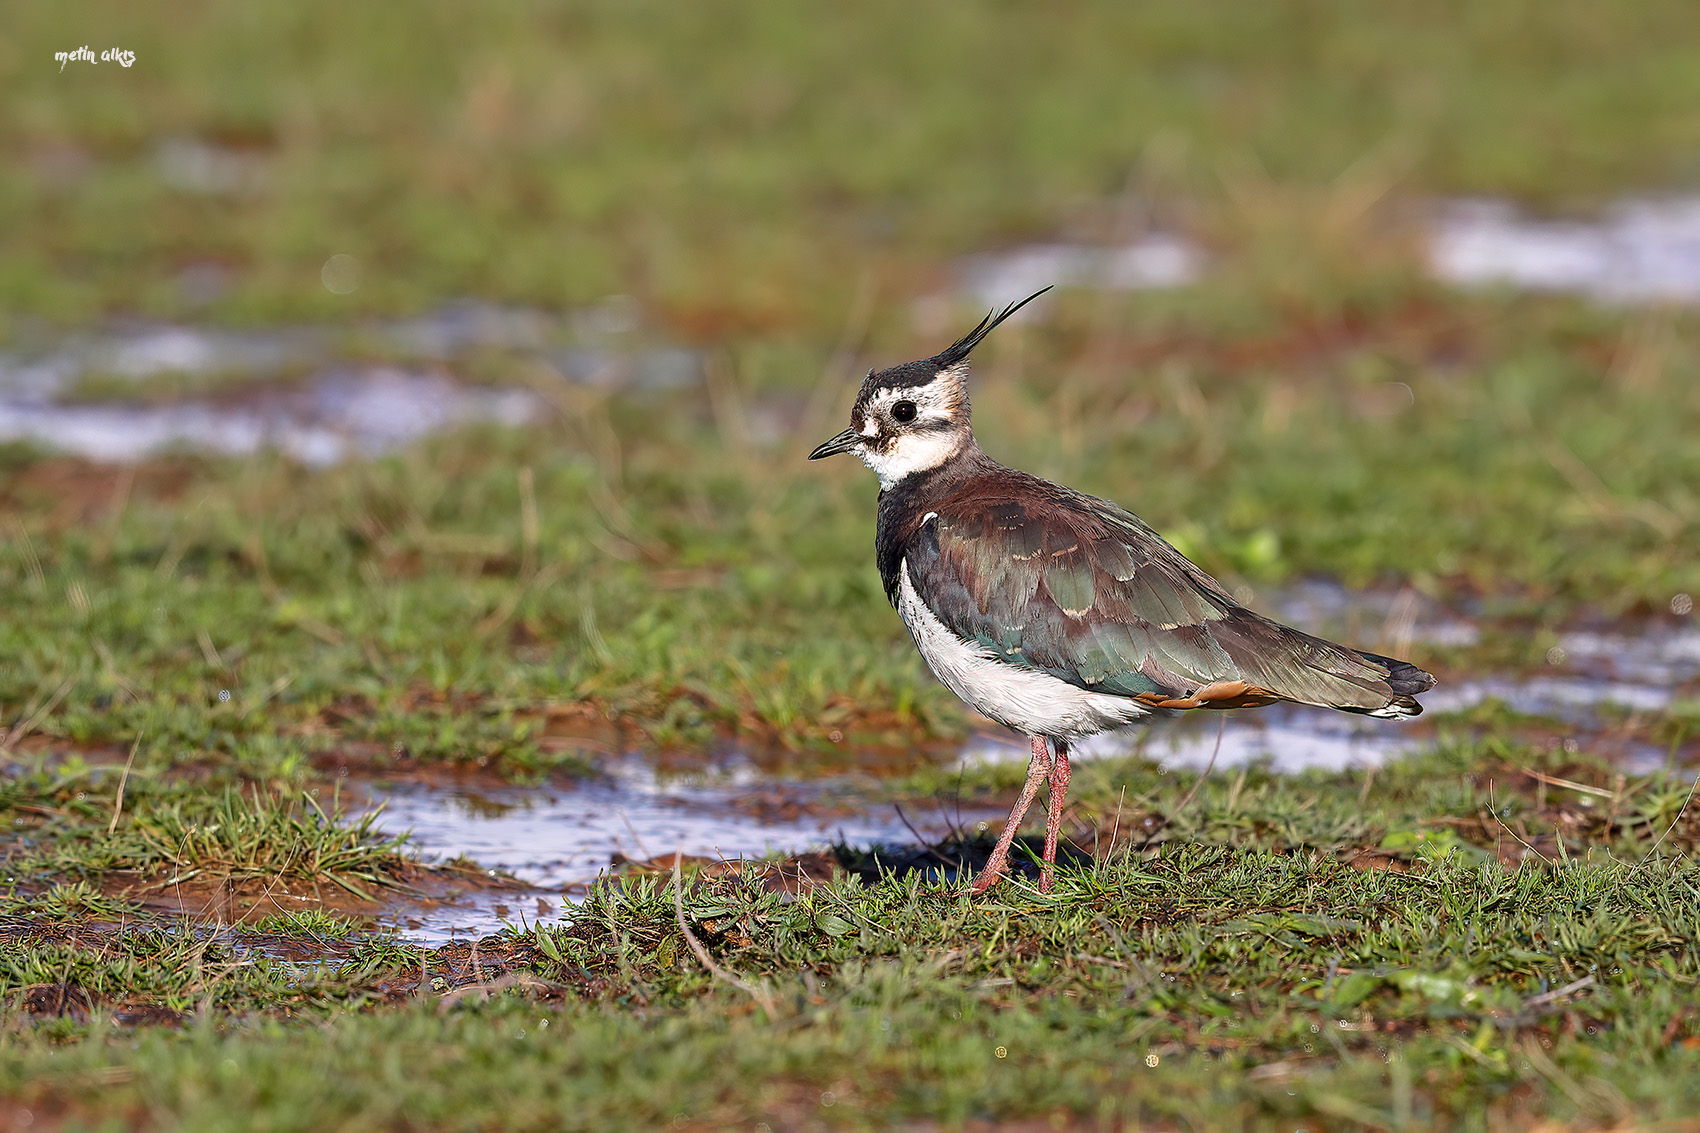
(8, 0), (1700, 325)
(2, 0), (1698, 767)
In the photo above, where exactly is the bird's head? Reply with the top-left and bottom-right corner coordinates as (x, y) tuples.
(808, 287), (1050, 489)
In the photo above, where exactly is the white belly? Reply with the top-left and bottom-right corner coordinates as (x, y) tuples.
(897, 559), (1151, 741)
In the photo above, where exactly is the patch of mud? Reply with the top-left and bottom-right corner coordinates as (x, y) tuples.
(95, 858), (521, 932)
(15, 979), (187, 1028)
(604, 849), (848, 895)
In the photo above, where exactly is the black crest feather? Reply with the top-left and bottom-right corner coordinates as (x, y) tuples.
(934, 286), (1053, 368)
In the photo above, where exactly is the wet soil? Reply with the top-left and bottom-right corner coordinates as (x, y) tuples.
(95, 857), (529, 928)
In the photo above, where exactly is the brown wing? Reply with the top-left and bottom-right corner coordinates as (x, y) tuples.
(904, 474), (1433, 716)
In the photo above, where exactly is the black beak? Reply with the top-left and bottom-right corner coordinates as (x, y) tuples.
(808, 427), (860, 460)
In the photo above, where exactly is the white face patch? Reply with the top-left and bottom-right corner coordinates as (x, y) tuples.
(852, 365), (971, 488)
(858, 430), (965, 490)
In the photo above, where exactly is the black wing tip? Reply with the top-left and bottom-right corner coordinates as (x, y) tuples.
(934, 285), (1054, 368)
(1349, 649), (1437, 717)
(1361, 653), (1438, 698)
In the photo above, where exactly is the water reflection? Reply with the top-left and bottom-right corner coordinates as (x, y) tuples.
(359, 765), (987, 941)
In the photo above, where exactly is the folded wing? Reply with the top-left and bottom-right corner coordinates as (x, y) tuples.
(904, 482), (1433, 717)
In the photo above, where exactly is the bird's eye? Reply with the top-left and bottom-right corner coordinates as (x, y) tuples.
(891, 400), (918, 423)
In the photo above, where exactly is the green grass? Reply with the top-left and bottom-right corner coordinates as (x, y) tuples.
(6, 0), (1700, 326)
(2, 292), (1696, 776)
(5, 743), (1700, 1128)
(1, 759), (416, 901)
(3, 0), (1697, 776)
(27, 786), (411, 898)
(6, 0), (1700, 1127)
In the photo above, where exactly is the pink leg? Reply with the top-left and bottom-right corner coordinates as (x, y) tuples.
(1040, 740), (1072, 893)
(970, 736), (1051, 894)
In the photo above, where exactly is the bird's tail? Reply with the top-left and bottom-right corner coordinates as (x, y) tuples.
(1337, 647), (1437, 718)
(1203, 609), (1437, 719)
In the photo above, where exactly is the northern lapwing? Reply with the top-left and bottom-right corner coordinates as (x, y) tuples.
(809, 288), (1436, 893)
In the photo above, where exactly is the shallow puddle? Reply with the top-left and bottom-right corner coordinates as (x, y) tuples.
(956, 195), (1700, 310)
(358, 765), (995, 942)
(0, 369), (540, 465)
(1429, 197), (1700, 303)
(956, 235), (1204, 311)
(0, 301), (700, 463)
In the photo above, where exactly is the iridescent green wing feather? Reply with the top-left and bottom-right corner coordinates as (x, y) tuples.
(905, 478), (1430, 715)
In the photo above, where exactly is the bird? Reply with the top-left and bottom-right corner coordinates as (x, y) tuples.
(808, 287), (1436, 894)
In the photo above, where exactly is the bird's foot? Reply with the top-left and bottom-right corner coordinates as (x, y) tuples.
(968, 857), (1009, 894)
